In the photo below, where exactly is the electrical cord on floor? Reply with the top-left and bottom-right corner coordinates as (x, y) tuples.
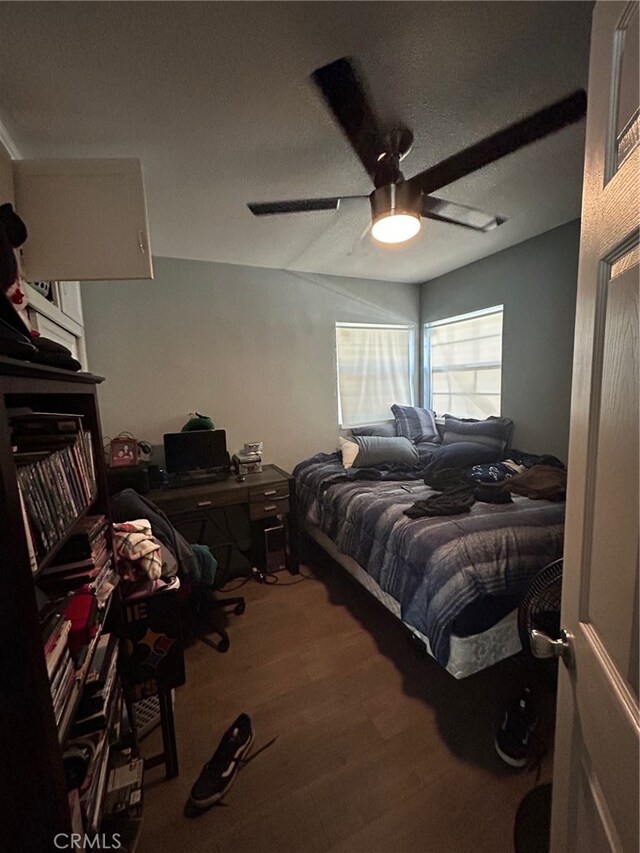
(263, 568), (318, 585)
(218, 566), (317, 592)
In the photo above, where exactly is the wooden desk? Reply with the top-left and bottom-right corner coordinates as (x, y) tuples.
(146, 464), (299, 574)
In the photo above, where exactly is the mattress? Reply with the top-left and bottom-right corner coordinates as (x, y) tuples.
(304, 520), (521, 679)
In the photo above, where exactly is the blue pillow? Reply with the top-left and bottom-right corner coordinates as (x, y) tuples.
(391, 404), (439, 443)
(352, 435), (419, 468)
(442, 415), (513, 455)
(424, 442), (499, 476)
(351, 421), (397, 437)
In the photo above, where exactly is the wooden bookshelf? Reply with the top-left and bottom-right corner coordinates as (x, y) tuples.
(0, 357), (115, 851)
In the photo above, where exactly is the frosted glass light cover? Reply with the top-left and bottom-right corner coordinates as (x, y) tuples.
(371, 213), (421, 244)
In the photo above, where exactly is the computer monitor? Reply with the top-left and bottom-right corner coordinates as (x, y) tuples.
(163, 429), (229, 474)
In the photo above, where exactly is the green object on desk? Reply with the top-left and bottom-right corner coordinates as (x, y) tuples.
(182, 412), (214, 431)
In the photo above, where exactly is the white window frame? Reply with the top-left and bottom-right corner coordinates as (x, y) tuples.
(336, 322), (416, 428)
(423, 305), (504, 417)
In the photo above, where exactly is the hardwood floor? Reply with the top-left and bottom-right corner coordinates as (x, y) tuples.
(137, 549), (554, 853)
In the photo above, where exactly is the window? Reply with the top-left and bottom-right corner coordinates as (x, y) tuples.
(424, 306), (503, 419)
(336, 323), (414, 426)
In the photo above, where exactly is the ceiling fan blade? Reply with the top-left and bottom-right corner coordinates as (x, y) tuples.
(248, 196), (368, 216)
(311, 57), (383, 179)
(421, 195), (506, 232)
(409, 89), (587, 195)
(248, 198), (341, 216)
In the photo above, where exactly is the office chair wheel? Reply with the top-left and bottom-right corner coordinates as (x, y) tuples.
(217, 636), (230, 653)
(234, 602), (246, 616)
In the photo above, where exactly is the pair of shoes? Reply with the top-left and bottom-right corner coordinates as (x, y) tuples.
(188, 713), (254, 810)
(495, 687), (537, 768)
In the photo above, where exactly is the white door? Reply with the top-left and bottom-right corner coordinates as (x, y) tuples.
(550, 2), (639, 851)
(13, 158), (153, 281)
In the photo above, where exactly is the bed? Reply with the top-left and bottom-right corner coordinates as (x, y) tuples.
(294, 451), (565, 678)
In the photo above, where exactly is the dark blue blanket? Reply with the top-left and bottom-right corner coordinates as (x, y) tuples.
(294, 453), (565, 666)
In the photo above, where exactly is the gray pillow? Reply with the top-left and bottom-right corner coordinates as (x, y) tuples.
(351, 421), (397, 438)
(391, 404), (439, 443)
(352, 435), (419, 468)
(442, 415), (514, 455)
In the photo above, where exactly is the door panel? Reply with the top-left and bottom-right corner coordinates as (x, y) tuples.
(587, 262), (638, 679)
(551, 2), (640, 852)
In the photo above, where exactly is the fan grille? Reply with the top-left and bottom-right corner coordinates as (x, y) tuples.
(518, 558), (563, 656)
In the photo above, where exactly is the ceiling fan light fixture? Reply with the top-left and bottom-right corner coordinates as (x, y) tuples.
(371, 212), (421, 244)
(370, 183), (422, 244)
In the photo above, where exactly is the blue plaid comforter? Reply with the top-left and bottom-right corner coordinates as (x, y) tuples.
(294, 453), (565, 666)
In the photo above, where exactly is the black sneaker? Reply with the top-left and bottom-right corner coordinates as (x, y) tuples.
(494, 688), (536, 768)
(188, 713), (254, 809)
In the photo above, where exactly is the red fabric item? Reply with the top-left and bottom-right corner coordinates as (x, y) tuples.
(63, 586), (98, 655)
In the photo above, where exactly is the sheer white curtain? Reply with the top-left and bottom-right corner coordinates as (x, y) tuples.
(336, 323), (414, 426)
(426, 307), (503, 418)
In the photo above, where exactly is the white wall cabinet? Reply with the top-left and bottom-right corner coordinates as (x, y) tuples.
(13, 158), (153, 281)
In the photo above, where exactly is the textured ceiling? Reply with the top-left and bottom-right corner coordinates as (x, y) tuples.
(0, 1), (592, 283)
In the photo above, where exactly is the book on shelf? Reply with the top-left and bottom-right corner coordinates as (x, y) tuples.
(43, 613), (66, 656)
(46, 619), (72, 679)
(50, 647), (72, 696)
(17, 482), (38, 574)
(53, 660), (76, 726)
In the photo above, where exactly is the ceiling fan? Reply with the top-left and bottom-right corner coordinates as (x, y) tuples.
(248, 57), (587, 244)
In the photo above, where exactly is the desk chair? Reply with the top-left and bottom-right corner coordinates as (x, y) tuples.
(192, 542), (246, 654)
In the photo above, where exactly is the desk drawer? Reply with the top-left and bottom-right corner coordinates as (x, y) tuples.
(248, 482), (289, 503)
(154, 489), (245, 515)
(249, 495), (289, 520)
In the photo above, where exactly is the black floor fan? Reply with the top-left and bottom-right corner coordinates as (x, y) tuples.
(513, 558), (563, 853)
(518, 558), (564, 676)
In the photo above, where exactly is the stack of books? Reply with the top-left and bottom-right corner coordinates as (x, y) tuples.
(101, 751), (144, 850)
(78, 728), (111, 833)
(42, 606), (76, 732)
(73, 633), (119, 737)
(39, 515), (118, 606)
(71, 635), (122, 832)
(11, 411), (97, 559)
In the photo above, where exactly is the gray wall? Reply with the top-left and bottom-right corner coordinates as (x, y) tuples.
(81, 258), (419, 471)
(420, 220), (580, 460)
